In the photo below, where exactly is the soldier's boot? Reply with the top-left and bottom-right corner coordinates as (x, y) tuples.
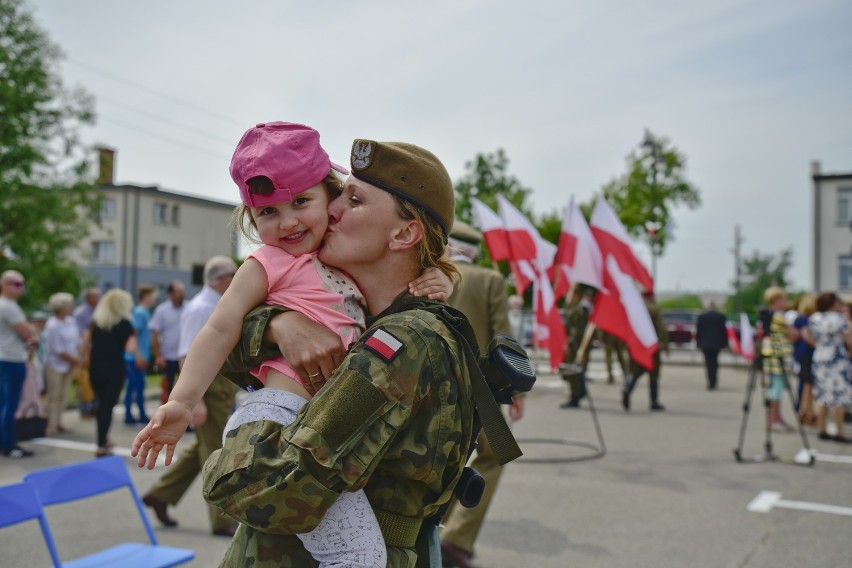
(649, 379), (666, 411)
(622, 376), (637, 411)
(560, 374), (586, 408)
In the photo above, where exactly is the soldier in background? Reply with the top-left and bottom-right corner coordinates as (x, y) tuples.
(440, 221), (523, 568)
(560, 288), (593, 408)
(622, 291), (669, 411)
(601, 330), (627, 385)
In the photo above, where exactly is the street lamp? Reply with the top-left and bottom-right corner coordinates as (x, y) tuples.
(641, 129), (663, 284)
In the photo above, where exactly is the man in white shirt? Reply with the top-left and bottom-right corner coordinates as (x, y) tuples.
(142, 256), (238, 536)
(149, 281), (185, 403)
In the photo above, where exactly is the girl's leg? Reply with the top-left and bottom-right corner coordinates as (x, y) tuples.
(44, 367), (63, 434)
(134, 369), (149, 422)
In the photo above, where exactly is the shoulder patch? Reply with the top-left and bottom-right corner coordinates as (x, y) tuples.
(363, 326), (404, 362)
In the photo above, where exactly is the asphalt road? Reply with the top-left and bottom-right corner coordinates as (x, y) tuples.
(2, 353), (851, 567)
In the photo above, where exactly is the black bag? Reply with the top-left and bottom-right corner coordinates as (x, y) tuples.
(16, 403), (47, 441)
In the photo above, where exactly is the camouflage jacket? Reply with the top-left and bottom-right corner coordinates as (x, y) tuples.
(202, 292), (476, 568)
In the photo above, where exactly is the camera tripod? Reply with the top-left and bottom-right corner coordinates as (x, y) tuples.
(733, 355), (814, 466)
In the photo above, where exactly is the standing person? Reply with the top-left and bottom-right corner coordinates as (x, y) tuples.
(601, 330), (627, 385)
(802, 292), (852, 443)
(72, 287), (100, 418)
(42, 293), (82, 435)
(136, 137), (485, 567)
(440, 220), (523, 568)
(85, 289), (137, 457)
(72, 287), (101, 334)
(149, 281), (185, 404)
(136, 124), (450, 562)
(622, 291), (670, 411)
(0, 270), (39, 458)
(792, 294), (817, 425)
(560, 288), (592, 408)
(124, 284), (157, 425)
(141, 256), (239, 537)
(696, 302), (728, 390)
(760, 287), (798, 431)
(507, 294), (524, 344)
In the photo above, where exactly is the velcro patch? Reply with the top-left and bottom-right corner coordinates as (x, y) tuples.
(363, 327), (404, 362)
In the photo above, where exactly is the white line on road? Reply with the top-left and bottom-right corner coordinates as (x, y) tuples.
(793, 448), (852, 464)
(748, 491), (852, 517)
(30, 437), (168, 466)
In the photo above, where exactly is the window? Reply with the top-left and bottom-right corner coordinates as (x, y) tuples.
(171, 205), (180, 226)
(840, 256), (852, 290)
(92, 241), (115, 264)
(837, 187), (852, 225)
(153, 202), (168, 224)
(153, 244), (167, 266)
(98, 198), (116, 221)
(170, 245), (179, 267)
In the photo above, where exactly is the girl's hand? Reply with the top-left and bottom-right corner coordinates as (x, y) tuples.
(409, 267), (455, 301)
(131, 401), (193, 470)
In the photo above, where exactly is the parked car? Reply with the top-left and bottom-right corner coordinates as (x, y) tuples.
(661, 309), (700, 349)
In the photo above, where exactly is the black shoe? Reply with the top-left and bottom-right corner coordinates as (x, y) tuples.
(818, 432), (832, 441)
(142, 494), (178, 527)
(621, 391), (630, 411)
(3, 446), (34, 458)
(650, 402), (666, 411)
(833, 435), (852, 444)
(560, 399), (581, 409)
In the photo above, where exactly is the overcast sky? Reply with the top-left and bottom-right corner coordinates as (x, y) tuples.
(27, 0), (852, 293)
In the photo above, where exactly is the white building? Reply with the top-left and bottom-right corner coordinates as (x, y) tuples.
(812, 161), (852, 294)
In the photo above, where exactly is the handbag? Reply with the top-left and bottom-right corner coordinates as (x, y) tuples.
(16, 402), (47, 441)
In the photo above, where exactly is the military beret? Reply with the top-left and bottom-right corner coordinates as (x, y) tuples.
(449, 220), (483, 244)
(350, 139), (454, 237)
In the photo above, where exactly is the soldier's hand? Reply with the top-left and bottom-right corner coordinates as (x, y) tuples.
(509, 398), (525, 422)
(268, 311), (345, 395)
(409, 267), (454, 301)
(131, 401), (192, 470)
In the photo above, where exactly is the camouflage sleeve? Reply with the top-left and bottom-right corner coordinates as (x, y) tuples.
(217, 304), (291, 390)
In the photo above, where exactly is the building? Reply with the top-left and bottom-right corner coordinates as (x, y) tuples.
(68, 148), (238, 297)
(812, 161), (852, 294)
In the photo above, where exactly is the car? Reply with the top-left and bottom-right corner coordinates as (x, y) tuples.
(661, 309), (700, 349)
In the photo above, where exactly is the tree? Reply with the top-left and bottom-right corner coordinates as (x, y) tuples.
(725, 247), (794, 316)
(0, 0), (99, 310)
(454, 148), (534, 225)
(589, 130), (700, 260)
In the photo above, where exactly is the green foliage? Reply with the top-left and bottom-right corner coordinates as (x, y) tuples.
(582, 130), (700, 258)
(454, 149), (534, 224)
(725, 247), (794, 316)
(658, 294), (704, 310)
(0, 0), (99, 311)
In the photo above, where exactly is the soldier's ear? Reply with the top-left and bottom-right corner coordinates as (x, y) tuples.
(389, 219), (423, 252)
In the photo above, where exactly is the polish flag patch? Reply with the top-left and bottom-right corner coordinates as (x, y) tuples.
(364, 327), (404, 362)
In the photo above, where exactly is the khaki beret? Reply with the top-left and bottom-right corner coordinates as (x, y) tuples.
(450, 220), (483, 244)
(350, 139), (454, 237)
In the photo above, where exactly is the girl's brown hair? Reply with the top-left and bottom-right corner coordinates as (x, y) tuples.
(231, 172), (343, 244)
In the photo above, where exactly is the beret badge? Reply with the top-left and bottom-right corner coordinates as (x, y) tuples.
(351, 141), (373, 170)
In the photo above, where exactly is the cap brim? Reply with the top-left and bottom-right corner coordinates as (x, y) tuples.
(330, 161), (349, 175)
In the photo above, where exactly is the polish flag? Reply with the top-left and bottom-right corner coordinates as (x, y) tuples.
(552, 196), (603, 298)
(495, 195), (564, 369)
(471, 197), (533, 294)
(591, 256), (658, 370)
(726, 321), (742, 356)
(738, 313), (755, 360)
(589, 197), (654, 292)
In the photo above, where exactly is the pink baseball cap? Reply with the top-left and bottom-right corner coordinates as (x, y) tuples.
(230, 122), (348, 208)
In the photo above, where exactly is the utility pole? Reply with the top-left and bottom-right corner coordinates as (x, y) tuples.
(733, 225), (743, 313)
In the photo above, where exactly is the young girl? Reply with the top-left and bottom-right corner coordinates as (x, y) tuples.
(132, 122), (450, 567)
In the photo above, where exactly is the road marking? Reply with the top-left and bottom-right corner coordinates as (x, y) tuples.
(748, 491), (852, 517)
(794, 448), (852, 464)
(30, 437), (168, 466)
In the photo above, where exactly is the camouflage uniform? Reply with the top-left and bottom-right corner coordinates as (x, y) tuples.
(561, 300), (591, 405)
(203, 292), (476, 568)
(623, 299), (670, 410)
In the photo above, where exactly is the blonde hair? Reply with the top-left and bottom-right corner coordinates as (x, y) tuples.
(231, 172), (344, 244)
(763, 286), (786, 305)
(394, 197), (460, 284)
(48, 292), (74, 314)
(797, 293), (817, 316)
(92, 289), (133, 330)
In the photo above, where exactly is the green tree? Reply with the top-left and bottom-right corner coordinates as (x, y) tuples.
(454, 148), (534, 225)
(0, 0), (98, 311)
(725, 247), (794, 316)
(588, 130), (700, 260)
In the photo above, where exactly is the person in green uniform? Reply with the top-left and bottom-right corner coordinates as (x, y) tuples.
(622, 291), (670, 411)
(601, 330), (627, 384)
(560, 288), (593, 408)
(140, 139), (482, 568)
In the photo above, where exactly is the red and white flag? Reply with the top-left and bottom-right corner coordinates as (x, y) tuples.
(739, 312), (755, 360)
(471, 197), (534, 294)
(495, 195), (564, 369)
(726, 321), (742, 356)
(591, 256), (658, 370)
(552, 196), (603, 298)
(589, 197), (654, 292)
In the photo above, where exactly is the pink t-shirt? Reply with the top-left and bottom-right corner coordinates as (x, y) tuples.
(248, 245), (366, 385)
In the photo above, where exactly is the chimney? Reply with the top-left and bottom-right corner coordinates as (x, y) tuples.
(97, 147), (115, 185)
(810, 160), (821, 178)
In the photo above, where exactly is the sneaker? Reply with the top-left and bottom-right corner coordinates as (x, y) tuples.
(4, 446), (34, 458)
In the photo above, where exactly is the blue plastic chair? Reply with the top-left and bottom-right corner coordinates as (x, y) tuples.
(23, 455), (195, 567)
(0, 481), (63, 566)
